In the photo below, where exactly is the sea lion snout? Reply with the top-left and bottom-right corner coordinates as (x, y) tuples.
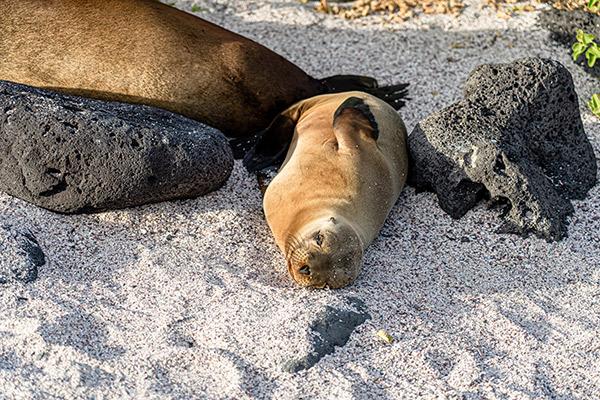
(286, 219), (363, 289)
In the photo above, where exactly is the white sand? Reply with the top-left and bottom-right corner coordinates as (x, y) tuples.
(1, 1), (599, 398)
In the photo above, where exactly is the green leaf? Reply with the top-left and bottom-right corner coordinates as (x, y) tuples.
(586, 44), (600, 67)
(573, 42), (588, 61)
(589, 0), (600, 10)
(587, 94), (600, 118)
(576, 29), (596, 45)
(589, 94), (598, 109)
(587, 50), (598, 67)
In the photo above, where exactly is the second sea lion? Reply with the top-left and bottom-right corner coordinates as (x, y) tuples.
(0, 0), (408, 142)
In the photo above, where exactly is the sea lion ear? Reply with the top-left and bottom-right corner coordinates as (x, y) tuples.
(333, 96), (379, 140)
(243, 112), (297, 172)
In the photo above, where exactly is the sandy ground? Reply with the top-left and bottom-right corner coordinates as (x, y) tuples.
(1, 0), (600, 399)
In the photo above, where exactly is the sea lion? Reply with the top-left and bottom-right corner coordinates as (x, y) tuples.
(244, 91), (408, 288)
(0, 0), (408, 141)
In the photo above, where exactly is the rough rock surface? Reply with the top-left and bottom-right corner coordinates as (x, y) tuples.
(408, 58), (597, 241)
(538, 9), (600, 77)
(283, 298), (370, 373)
(0, 80), (233, 213)
(0, 224), (45, 284)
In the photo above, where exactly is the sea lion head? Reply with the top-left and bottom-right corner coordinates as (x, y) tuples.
(285, 216), (363, 289)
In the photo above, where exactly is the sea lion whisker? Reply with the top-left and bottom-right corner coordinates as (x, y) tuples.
(285, 234), (304, 259)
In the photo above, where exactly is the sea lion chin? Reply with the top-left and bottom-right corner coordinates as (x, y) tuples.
(285, 216), (364, 289)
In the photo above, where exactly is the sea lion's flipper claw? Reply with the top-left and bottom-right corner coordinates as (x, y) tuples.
(367, 83), (410, 110)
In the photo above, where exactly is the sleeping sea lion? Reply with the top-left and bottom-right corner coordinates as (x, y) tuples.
(244, 91), (408, 288)
(0, 0), (408, 142)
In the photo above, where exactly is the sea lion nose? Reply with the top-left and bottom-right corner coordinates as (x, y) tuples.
(298, 265), (311, 275)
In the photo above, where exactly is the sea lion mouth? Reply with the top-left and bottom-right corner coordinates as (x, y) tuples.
(285, 251), (326, 288)
(285, 247), (340, 289)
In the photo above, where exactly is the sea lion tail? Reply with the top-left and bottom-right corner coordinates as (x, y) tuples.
(320, 75), (409, 110)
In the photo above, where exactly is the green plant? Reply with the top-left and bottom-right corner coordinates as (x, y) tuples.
(572, 29), (600, 67)
(191, 4), (205, 13)
(588, 94), (600, 118)
(571, 5), (600, 119)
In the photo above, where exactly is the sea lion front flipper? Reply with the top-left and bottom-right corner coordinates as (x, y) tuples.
(243, 113), (297, 172)
(333, 96), (379, 146)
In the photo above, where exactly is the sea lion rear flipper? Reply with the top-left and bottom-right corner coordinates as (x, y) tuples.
(243, 113), (297, 172)
(367, 83), (410, 110)
(320, 75), (378, 91)
(333, 96), (379, 143)
(321, 75), (410, 110)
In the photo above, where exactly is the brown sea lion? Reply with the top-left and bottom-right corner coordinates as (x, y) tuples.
(0, 0), (408, 143)
(245, 91), (408, 288)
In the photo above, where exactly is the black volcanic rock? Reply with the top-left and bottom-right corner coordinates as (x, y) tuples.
(0, 225), (45, 284)
(408, 58), (597, 241)
(0, 80), (233, 213)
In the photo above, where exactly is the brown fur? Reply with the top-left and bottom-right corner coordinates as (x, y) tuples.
(0, 0), (321, 137)
(263, 91), (408, 288)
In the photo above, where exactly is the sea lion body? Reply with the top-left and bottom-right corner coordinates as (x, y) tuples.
(0, 0), (408, 139)
(0, 0), (319, 137)
(251, 91), (408, 288)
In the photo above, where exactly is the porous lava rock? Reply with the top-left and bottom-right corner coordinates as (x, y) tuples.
(408, 58), (597, 241)
(0, 80), (233, 213)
